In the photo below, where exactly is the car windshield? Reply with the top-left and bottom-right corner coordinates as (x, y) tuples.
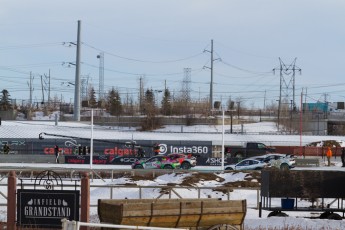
(257, 143), (266, 149)
(146, 157), (162, 162)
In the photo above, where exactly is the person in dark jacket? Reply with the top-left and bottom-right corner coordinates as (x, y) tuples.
(54, 145), (59, 163)
(3, 144), (10, 154)
(137, 147), (146, 158)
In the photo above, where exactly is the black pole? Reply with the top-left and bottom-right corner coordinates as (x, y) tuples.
(230, 112), (233, 134)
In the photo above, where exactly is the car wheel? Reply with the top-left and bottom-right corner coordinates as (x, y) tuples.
(327, 213), (342, 220)
(280, 163), (290, 171)
(254, 167), (262, 170)
(134, 164), (143, 169)
(181, 162), (191, 170)
(164, 165), (173, 169)
(225, 167), (234, 170)
(320, 211), (331, 219)
(275, 212), (288, 217)
(268, 211), (288, 217)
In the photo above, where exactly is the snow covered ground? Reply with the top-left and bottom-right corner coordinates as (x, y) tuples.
(0, 120), (345, 229)
(0, 164), (344, 229)
(2, 120), (345, 147)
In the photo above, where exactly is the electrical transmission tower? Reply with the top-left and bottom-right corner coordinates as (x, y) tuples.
(182, 68), (191, 102)
(97, 52), (104, 100)
(81, 77), (89, 101)
(28, 72), (34, 107)
(273, 58), (302, 130)
(273, 58), (301, 108)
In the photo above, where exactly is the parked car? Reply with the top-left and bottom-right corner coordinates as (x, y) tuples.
(224, 142), (276, 159)
(224, 159), (268, 170)
(167, 153), (197, 169)
(131, 155), (180, 169)
(249, 153), (296, 170)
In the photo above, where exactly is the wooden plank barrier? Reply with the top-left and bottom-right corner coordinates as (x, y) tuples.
(98, 199), (246, 229)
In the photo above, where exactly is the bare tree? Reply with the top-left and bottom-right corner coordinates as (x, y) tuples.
(141, 89), (161, 130)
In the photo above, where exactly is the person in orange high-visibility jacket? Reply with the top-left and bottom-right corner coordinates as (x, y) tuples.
(326, 147), (332, 167)
(153, 143), (160, 156)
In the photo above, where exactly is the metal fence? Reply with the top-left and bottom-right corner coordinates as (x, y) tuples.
(0, 167), (261, 209)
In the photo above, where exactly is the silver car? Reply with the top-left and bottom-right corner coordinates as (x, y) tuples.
(250, 153), (296, 170)
(224, 159), (268, 170)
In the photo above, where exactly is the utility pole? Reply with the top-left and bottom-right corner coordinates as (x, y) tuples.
(74, 20), (81, 121)
(204, 39), (214, 111)
(139, 76), (144, 113)
(48, 69), (51, 106)
(263, 90), (266, 111)
(324, 93), (329, 119)
(304, 87), (307, 114)
(40, 75), (44, 104)
(29, 72), (33, 108)
(210, 40), (213, 111)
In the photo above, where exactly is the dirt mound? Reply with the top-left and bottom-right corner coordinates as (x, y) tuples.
(125, 171), (261, 189)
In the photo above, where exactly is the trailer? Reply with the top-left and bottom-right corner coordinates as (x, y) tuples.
(98, 198), (247, 230)
(260, 169), (345, 219)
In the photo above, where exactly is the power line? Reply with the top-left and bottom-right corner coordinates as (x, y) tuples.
(82, 62), (204, 77)
(82, 42), (205, 63)
(214, 41), (277, 60)
(213, 71), (274, 79)
(218, 58), (272, 75)
(0, 42), (63, 50)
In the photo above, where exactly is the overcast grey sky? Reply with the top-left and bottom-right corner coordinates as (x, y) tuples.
(1, 0), (345, 109)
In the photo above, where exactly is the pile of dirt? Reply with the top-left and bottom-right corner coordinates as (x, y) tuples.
(124, 171), (261, 188)
(179, 172), (225, 186)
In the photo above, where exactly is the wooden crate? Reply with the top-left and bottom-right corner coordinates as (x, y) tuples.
(98, 198), (246, 229)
